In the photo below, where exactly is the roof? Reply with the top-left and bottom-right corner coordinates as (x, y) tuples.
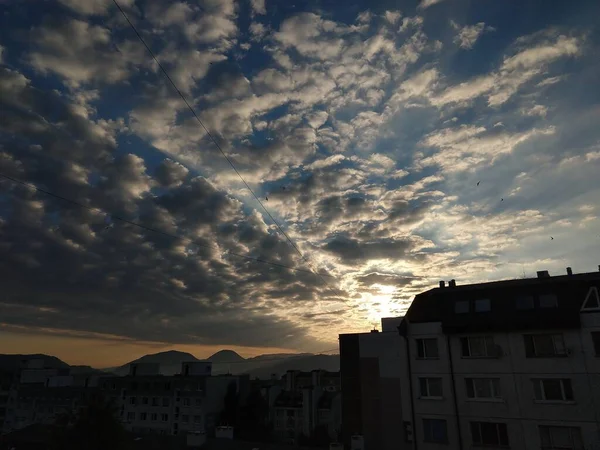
(405, 270), (600, 332)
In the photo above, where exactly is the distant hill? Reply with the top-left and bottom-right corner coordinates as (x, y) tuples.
(108, 350), (201, 376)
(243, 354), (339, 379)
(0, 354), (69, 370)
(207, 350), (244, 363)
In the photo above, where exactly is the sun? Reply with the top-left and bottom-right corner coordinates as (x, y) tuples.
(364, 284), (398, 323)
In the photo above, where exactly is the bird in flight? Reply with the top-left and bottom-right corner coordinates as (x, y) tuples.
(501, 198), (504, 202)
(265, 196), (269, 201)
(551, 236), (554, 240)
(477, 181), (480, 186)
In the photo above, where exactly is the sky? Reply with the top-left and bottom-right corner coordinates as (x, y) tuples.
(0, 0), (599, 368)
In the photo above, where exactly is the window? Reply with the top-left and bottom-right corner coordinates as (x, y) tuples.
(195, 398), (202, 406)
(152, 397), (159, 406)
(127, 412), (135, 421)
(194, 415), (202, 423)
(182, 415), (189, 423)
(582, 287), (600, 311)
(164, 382), (171, 390)
(455, 301), (470, 314)
(475, 298), (491, 312)
(151, 413), (158, 421)
(461, 336), (499, 357)
(516, 295), (534, 310)
(423, 418), (447, 444)
(140, 412), (147, 421)
(129, 396), (136, 405)
(540, 294), (558, 308)
(183, 398), (190, 406)
(419, 378), (443, 398)
(163, 397), (170, 407)
(416, 338), (439, 359)
(470, 422), (509, 447)
(161, 413), (169, 422)
(141, 396), (148, 405)
(591, 332), (600, 356)
(532, 379), (573, 402)
(539, 426), (583, 450)
(465, 378), (501, 400)
(524, 334), (566, 357)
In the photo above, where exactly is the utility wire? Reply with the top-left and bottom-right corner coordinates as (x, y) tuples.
(110, 0), (343, 299)
(0, 171), (329, 277)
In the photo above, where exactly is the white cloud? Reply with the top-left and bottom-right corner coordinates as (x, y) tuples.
(384, 10), (402, 25)
(418, 0), (445, 10)
(58, 0), (134, 16)
(251, 0), (266, 16)
(501, 35), (579, 71)
(250, 22), (268, 41)
(27, 18), (143, 87)
(452, 21), (494, 49)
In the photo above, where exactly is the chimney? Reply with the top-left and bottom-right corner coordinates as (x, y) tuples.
(449, 279), (456, 288)
(567, 267), (573, 276)
(439, 281), (445, 288)
(537, 270), (550, 279)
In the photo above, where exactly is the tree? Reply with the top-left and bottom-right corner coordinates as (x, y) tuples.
(218, 381), (239, 428)
(237, 388), (272, 442)
(51, 395), (126, 450)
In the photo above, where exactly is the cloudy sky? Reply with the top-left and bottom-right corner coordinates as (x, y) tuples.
(0, 0), (599, 367)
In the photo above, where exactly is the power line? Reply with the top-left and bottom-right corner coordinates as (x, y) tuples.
(110, 0), (344, 300)
(0, 171), (330, 277)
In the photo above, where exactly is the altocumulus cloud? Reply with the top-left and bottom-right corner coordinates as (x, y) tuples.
(0, 0), (599, 352)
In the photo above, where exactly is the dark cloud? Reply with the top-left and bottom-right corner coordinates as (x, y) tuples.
(155, 159), (190, 188)
(322, 235), (415, 264)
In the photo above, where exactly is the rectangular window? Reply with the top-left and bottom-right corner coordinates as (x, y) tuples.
(195, 398), (202, 406)
(151, 413), (158, 421)
(475, 299), (491, 312)
(140, 412), (147, 421)
(152, 397), (159, 406)
(423, 418), (447, 444)
(161, 413), (168, 422)
(455, 300), (469, 314)
(182, 415), (189, 423)
(516, 295), (534, 310)
(465, 378), (501, 400)
(591, 332), (600, 356)
(194, 415), (202, 423)
(532, 379), (573, 402)
(142, 397), (148, 405)
(461, 336), (498, 357)
(416, 338), (439, 359)
(129, 396), (136, 405)
(539, 426), (583, 450)
(163, 398), (170, 407)
(470, 422), (509, 447)
(419, 378), (443, 398)
(540, 294), (558, 308)
(183, 398), (190, 406)
(127, 412), (135, 421)
(524, 334), (566, 357)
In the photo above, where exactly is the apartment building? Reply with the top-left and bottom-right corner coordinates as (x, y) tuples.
(100, 361), (249, 437)
(2, 360), (102, 434)
(339, 317), (409, 450)
(271, 370), (341, 443)
(401, 268), (600, 450)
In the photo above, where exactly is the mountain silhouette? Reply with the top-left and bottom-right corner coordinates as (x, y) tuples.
(207, 349), (245, 363)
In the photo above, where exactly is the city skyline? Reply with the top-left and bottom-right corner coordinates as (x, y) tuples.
(1, 0), (599, 367)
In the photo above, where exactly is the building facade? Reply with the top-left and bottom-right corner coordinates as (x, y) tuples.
(401, 268), (600, 450)
(339, 317), (410, 450)
(271, 370), (341, 444)
(99, 361), (248, 437)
